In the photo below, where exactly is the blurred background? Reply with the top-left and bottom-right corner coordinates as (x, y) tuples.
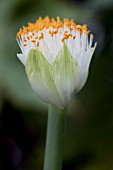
(0, 0), (113, 169)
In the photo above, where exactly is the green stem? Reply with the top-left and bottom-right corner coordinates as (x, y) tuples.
(43, 104), (67, 170)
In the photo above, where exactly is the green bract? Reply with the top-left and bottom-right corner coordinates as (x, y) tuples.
(25, 44), (78, 109)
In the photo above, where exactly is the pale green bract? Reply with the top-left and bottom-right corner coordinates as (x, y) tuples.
(25, 44), (78, 109)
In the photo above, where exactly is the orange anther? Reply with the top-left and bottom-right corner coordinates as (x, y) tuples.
(23, 39), (27, 42)
(70, 28), (73, 30)
(61, 38), (65, 42)
(39, 35), (44, 40)
(69, 34), (72, 37)
(82, 24), (87, 30)
(27, 36), (30, 40)
(76, 25), (82, 29)
(86, 30), (91, 35)
(35, 36), (38, 39)
(56, 16), (60, 21)
(64, 31), (68, 33)
(32, 32), (35, 36)
(16, 37), (19, 41)
(31, 39), (36, 42)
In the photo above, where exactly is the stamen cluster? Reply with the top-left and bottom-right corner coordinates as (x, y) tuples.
(16, 16), (91, 47)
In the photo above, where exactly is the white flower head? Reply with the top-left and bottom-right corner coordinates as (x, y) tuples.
(16, 16), (97, 109)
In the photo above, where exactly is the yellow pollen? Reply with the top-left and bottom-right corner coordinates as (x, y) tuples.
(32, 32), (35, 36)
(39, 33), (44, 40)
(27, 36), (30, 40)
(86, 30), (91, 35)
(35, 36), (39, 39)
(64, 31), (68, 33)
(31, 39), (36, 43)
(61, 38), (65, 42)
(30, 35), (33, 38)
(23, 44), (27, 46)
(82, 24), (87, 30)
(23, 39), (27, 42)
(16, 16), (92, 45)
(76, 25), (82, 29)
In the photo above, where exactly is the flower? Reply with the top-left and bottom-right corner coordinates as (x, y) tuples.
(16, 16), (97, 109)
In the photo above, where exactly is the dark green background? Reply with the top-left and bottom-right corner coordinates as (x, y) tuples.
(0, 0), (113, 169)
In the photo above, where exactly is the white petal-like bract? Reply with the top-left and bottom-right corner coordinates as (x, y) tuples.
(16, 16), (97, 109)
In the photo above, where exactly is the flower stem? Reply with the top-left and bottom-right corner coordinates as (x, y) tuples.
(43, 104), (67, 170)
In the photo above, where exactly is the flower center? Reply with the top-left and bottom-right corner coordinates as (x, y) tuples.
(16, 16), (91, 46)
(16, 16), (95, 64)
